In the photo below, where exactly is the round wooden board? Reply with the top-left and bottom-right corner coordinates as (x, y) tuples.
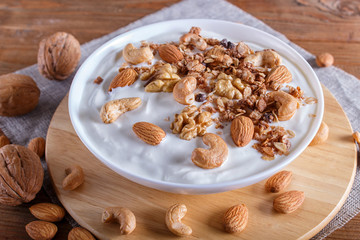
(46, 86), (356, 240)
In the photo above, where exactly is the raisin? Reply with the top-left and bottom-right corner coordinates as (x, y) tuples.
(263, 112), (274, 123)
(220, 39), (228, 48)
(195, 93), (206, 102)
(227, 41), (235, 49)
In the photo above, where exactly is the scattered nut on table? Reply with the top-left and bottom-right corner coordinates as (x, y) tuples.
(353, 131), (360, 144)
(25, 220), (58, 240)
(62, 165), (85, 191)
(265, 170), (293, 193)
(316, 52), (334, 67)
(191, 133), (228, 169)
(29, 203), (65, 222)
(273, 190), (305, 214)
(68, 227), (96, 240)
(165, 203), (192, 236)
(309, 121), (329, 146)
(28, 137), (46, 158)
(0, 144), (44, 206)
(223, 204), (248, 233)
(0, 73), (40, 117)
(102, 207), (136, 235)
(38, 32), (81, 80)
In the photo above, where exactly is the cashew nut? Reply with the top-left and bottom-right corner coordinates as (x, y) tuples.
(309, 121), (329, 146)
(165, 203), (192, 237)
(244, 49), (281, 68)
(268, 91), (299, 121)
(191, 133), (228, 169)
(100, 97), (141, 124)
(173, 76), (197, 105)
(179, 33), (207, 51)
(102, 207), (136, 235)
(62, 165), (84, 191)
(123, 43), (153, 65)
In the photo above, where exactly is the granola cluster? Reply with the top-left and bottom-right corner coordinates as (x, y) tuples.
(118, 26), (316, 160)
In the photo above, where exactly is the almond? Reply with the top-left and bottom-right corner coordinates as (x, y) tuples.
(265, 170), (292, 193)
(230, 116), (254, 147)
(68, 227), (96, 240)
(158, 44), (184, 63)
(108, 68), (138, 92)
(266, 65), (292, 84)
(273, 190), (305, 214)
(29, 203), (65, 222)
(28, 137), (46, 158)
(26, 220), (58, 240)
(223, 204), (248, 233)
(0, 129), (10, 148)
(133, 122), (166, 145)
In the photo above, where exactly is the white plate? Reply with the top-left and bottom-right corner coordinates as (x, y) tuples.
(69, 19), (324, 194)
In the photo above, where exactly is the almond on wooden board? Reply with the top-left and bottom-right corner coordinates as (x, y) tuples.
(108, 68), (138, 92)
(158, 44), (184, 63)
(223, 204), (248, 233)
(68, 227), (96, 240)
(265, 170), (292, 193)
(230, 116), (254, 147)
(26, 220), (58, 240)
(132, 122), (166, 145)
(273, 190), (305, 214)
(29, 203), (65, 222)
(28, 137), (46, 158)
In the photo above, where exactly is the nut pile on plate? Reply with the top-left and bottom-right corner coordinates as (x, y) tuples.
(100, 26), (318, 167)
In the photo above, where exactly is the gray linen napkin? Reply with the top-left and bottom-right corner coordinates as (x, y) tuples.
(1, 0), (358, 239)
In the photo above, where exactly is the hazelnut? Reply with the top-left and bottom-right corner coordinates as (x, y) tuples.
(0, 145), (44, 206)
(316, 52), (334, 67)
(38, 32), (81, 80)
(0, 73), (40, 117)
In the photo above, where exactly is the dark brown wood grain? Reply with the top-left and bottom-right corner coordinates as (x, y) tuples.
(0, 0), (359, 239)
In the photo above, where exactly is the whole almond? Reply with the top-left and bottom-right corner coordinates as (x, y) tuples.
(108, 68), (138, 92)
(266, 65), (292, 84)
(158, 44), (184, 63)
(223, 204), (248, 233)
(273, 190), (305, 214)
(28, 137), (46, 158)
(0, 129), (10, 148)
(29, 203), (65, 222)
(265, 170), (292, 193)
(230, 116), (254, 147)
(26, 220), (58, 240)
(68, 227), (95, 240)
(133, 122), (166, 145)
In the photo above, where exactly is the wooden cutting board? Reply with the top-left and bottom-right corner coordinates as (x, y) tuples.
(46, 86), (357, 240)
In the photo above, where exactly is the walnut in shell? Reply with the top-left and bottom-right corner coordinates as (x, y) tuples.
(0, 74), (40, 117)
(0, 145), (44, 206)
(38, 32), (81, 80)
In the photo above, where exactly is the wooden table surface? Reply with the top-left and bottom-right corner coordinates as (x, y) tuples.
(0, 0), (359, 239)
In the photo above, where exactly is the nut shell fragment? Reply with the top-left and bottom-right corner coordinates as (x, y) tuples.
(100, 97), (141, 124)
(38, 32), (81, 80)
(0, 144), (44, 206)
